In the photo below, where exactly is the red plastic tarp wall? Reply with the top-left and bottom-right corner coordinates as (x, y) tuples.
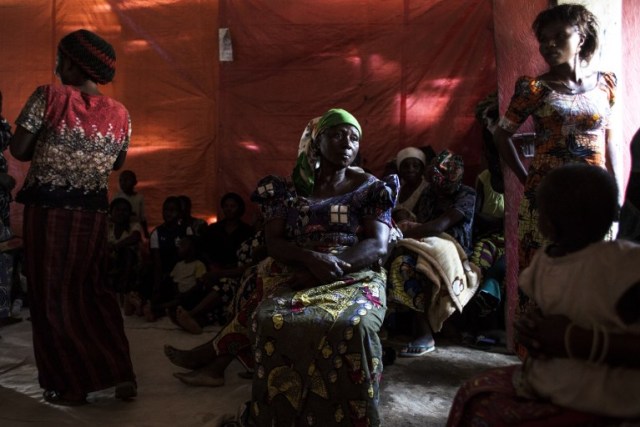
(0, 0), (496, 231)
(217, 0), (496, 222)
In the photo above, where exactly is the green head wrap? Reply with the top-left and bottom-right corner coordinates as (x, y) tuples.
(292, 108), (362, 196)
(314, 108), (362, 140)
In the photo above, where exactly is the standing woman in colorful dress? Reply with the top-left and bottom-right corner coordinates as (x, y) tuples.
(8, 29), (136, 405)
(493, 4), (621, 328)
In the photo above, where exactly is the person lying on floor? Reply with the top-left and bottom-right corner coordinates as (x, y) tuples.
(165, 108), (398, 427)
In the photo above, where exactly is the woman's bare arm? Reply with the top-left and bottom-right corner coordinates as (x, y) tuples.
(337, 218), (390, 273)
(9, 126), (38, 161)
(494, 127), (527, 185)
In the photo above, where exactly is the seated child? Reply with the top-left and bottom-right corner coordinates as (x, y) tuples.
(161, 236), (209, 332)
(173, 228), (268, 334)
(142, 196), (187, 321)
(114, 169), (150, 239)
(515, 164), (640, 417)
(107, 198), (143, 311)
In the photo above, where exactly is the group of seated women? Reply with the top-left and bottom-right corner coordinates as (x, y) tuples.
(163, 108), (510, 426)
(161, 104), (640, 427)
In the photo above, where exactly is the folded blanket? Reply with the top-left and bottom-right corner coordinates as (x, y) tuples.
(396, 234), (481, 331)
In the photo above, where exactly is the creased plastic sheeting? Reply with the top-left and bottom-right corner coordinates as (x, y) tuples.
(1, 0), (219, 232)
(1, 0), (495, 231)
(217, 0), (496, 221)
(0, 0), (55, 234)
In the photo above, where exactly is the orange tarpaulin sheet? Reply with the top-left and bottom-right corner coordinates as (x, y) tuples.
(0, 0), (496, 231)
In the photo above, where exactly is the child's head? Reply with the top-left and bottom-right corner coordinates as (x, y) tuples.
(177, 235), (197, 260)
(178, 195), (192, 219)
(118, 170), (137, 195)
(537, 164), (618, 249)
(220, 192), (246, 220)
(162, 196), (182, 225)
(109, 197), (133, 225)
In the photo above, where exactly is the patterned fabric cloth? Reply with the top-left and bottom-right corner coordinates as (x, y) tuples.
(414, 183), (476, 256)
(498, 72), (616, 271)
(498, 72), (616, 344)
(387, 180), (476, 323)
(387, 235), (480, 333)
(475, 170), (504, 221)
(24, 206), (136, 394)
(247, 173), (397, 427)
(446, 365), (628, 427)
(211, 263), (263, 369)
(470, 169), (505, 295)
(15, 83), (135, 396)
(15, 84), (130, 212)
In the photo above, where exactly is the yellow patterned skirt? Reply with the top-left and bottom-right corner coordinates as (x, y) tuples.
(249, 258), (387, 426)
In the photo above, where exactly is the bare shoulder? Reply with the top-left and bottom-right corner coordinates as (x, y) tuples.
(346, 167), (372, 183)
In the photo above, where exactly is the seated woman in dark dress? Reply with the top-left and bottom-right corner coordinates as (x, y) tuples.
(388, 150), (478, 357)
(165, 108), (398, 427)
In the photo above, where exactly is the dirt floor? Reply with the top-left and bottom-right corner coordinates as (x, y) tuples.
(0, 311), (518, 426)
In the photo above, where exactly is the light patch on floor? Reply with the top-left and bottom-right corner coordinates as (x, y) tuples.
(0, 311), (518, 426)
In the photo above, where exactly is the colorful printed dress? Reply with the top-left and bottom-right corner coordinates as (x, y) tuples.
(498, 73), (616, 323)
(15, 84), (135, 395)
(498, 72), (616, 271)
(247, 174), (397, 427)
(387, 183), (476, 313)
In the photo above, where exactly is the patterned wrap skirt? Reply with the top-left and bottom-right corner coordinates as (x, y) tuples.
(249, 258), (387, 427)
(24, 205), (136, 394)
(446, 365), (627, 427)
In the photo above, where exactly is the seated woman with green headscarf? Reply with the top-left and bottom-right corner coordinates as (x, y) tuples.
(166, 109), (398, 427)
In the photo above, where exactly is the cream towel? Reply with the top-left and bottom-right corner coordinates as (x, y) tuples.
(397, 233), (481, 331)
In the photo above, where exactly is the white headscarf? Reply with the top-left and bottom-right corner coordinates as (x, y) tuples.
(395, 147), (426, 169)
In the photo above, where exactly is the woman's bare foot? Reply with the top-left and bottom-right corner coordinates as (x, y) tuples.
(173, 369), (224, 387)
(163, 343), (216, 370)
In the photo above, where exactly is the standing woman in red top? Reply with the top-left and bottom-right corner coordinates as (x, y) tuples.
(6, 29), (136, 405)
